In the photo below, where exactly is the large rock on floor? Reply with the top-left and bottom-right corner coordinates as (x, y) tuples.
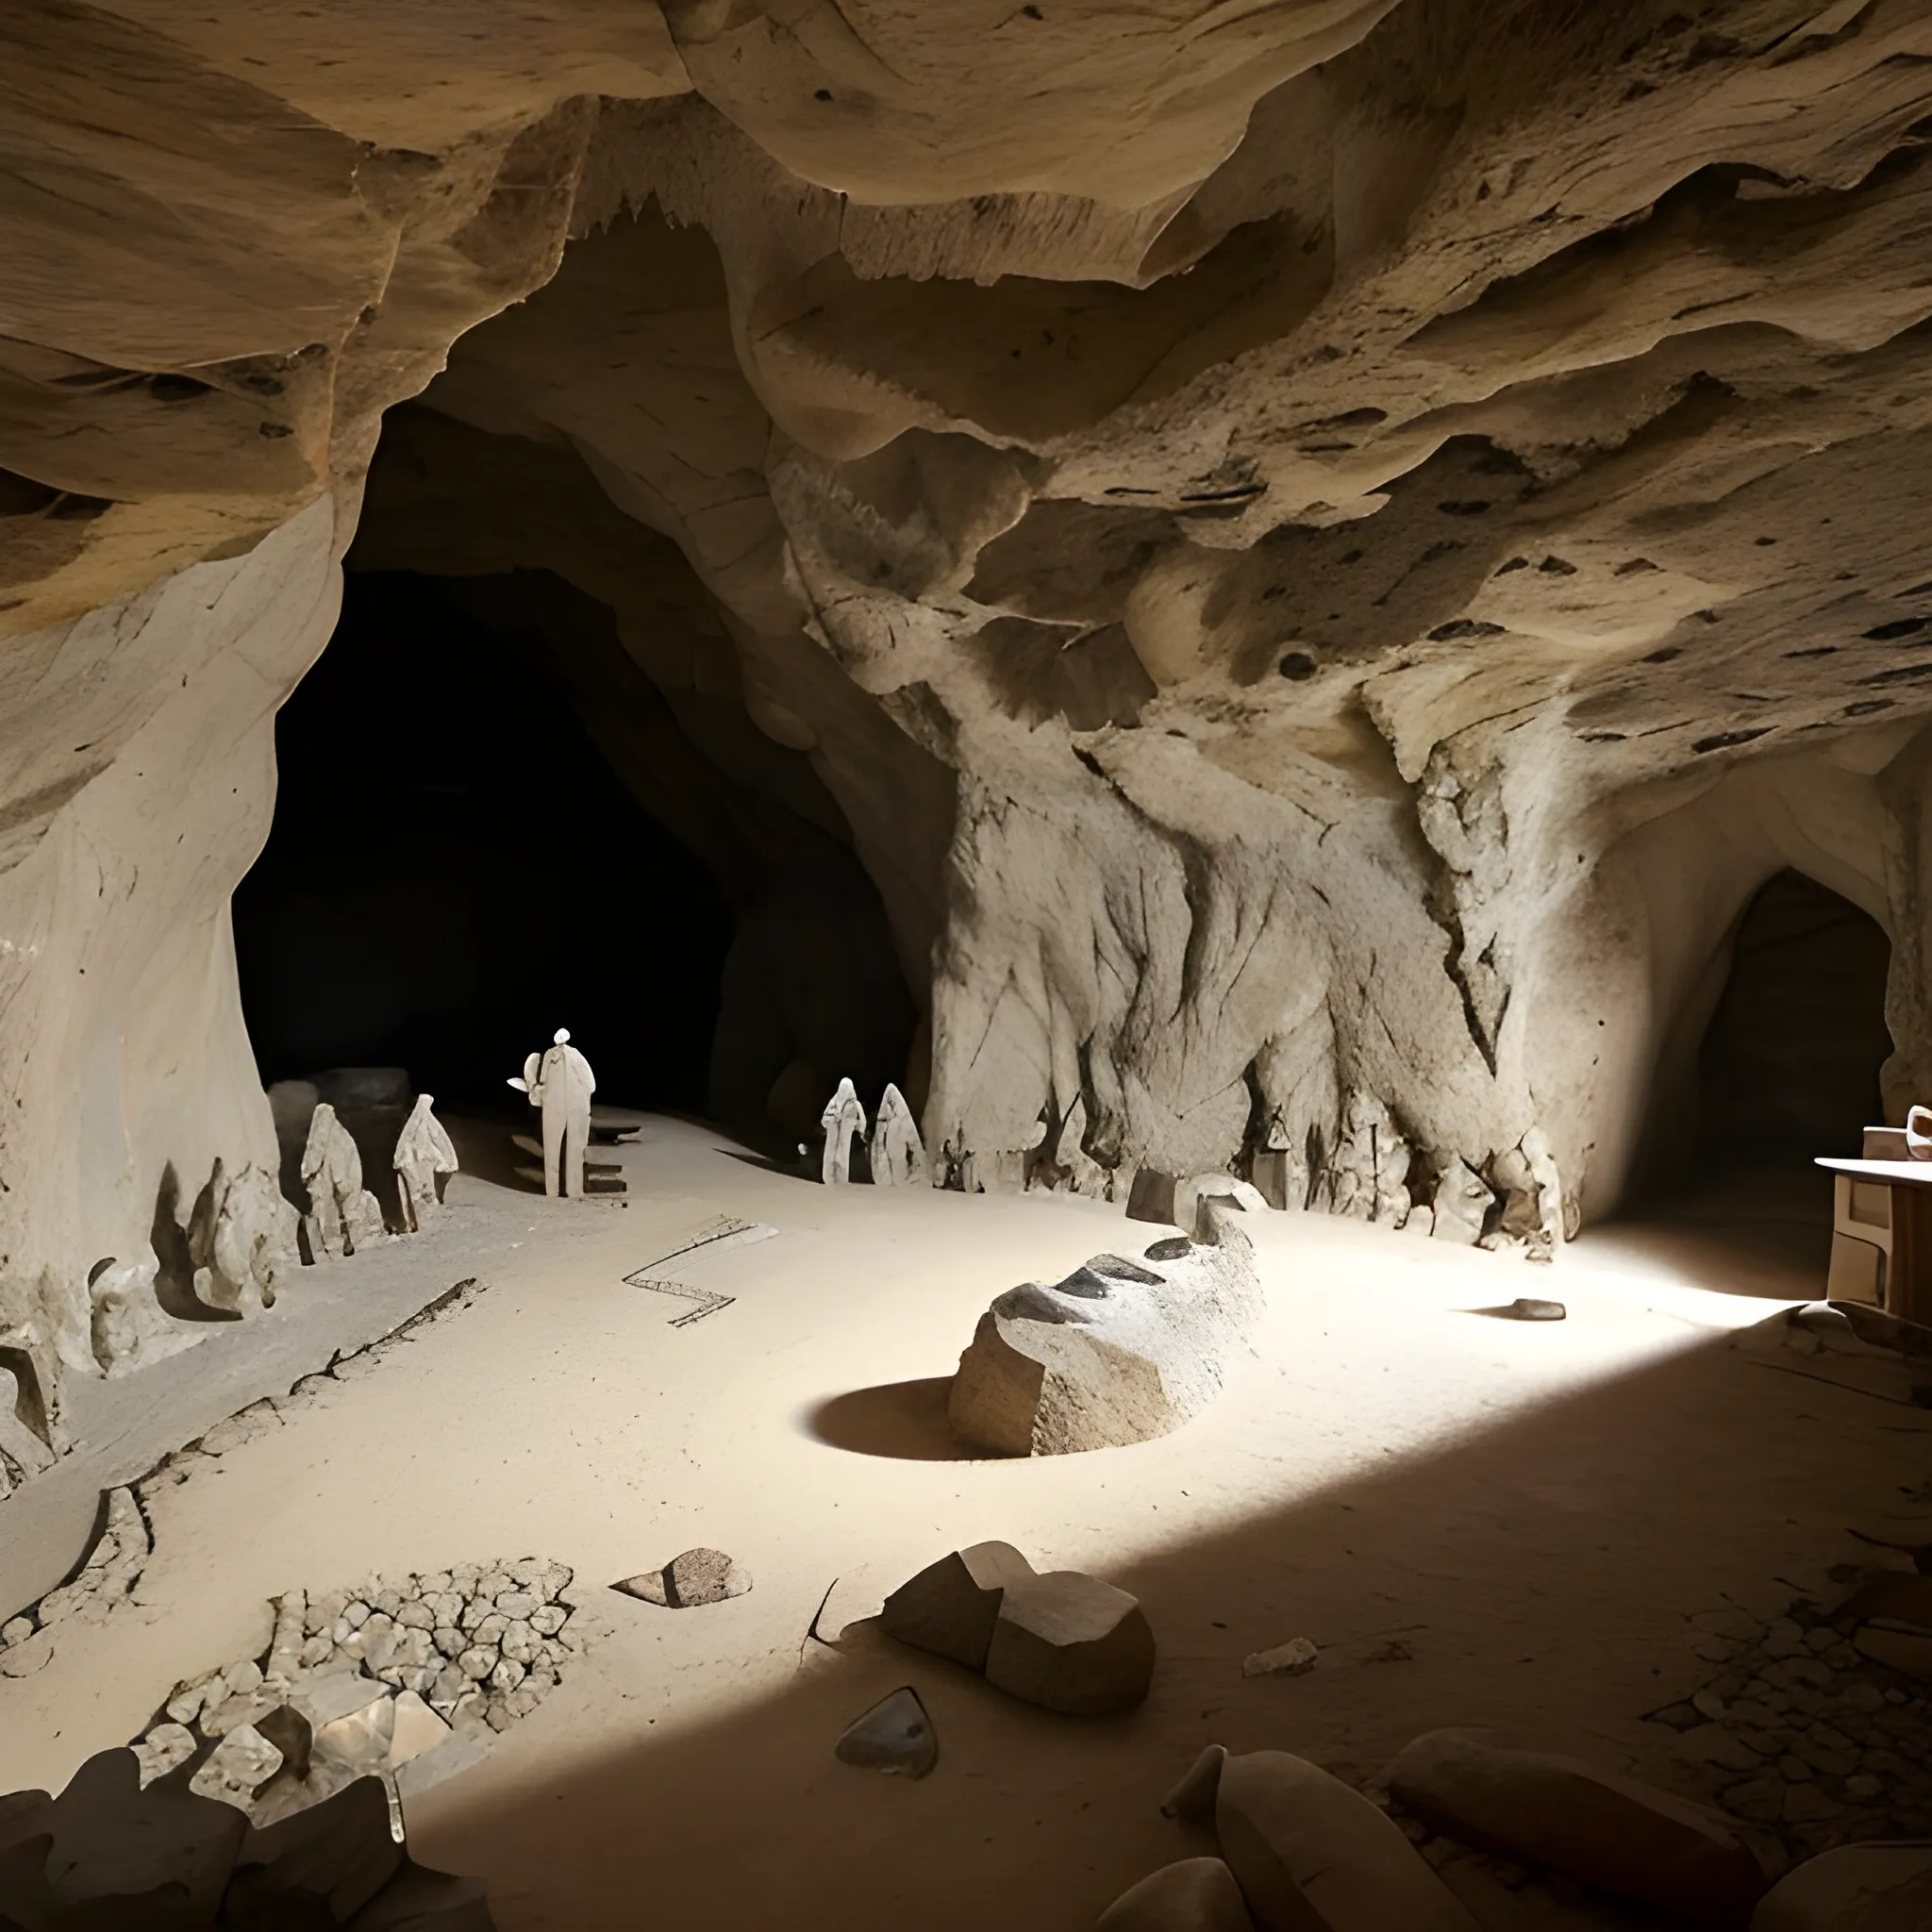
(983, 1569), (1156, 1716)
(1751, 1843), (1932, 1930)
(948, 1202), (1261, 1456)
(1205, 1748), (1480, 1932)
(1097, 1857), (1256, 1931)
(879, 1543), (1157, 1715)
(1388, 1728), (1769, 1927)
(880, 1541), (1037, 1670)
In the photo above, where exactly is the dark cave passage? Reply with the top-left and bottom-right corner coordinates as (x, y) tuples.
(1694, 868), (1892, 1169)
(233, 571), (733, 1114)
(1605, 867), (1894, 1294)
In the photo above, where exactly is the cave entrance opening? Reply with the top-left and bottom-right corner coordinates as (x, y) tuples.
(1629, 867), (1892, 1291)
(232, 569), (734, 1122)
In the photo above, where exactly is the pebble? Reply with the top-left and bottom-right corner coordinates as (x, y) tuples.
(395, 1600), (435, 1630)
(495, 1591), (539, 1620)
(1241, 1638), (1318, 1678)
(458, 1646), (497, 1681)
(490, 1657), (526, 1693)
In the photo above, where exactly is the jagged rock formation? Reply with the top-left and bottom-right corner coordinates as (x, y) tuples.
(8, 4), (1932, 1358)
(948, 1205), (1261, 1455)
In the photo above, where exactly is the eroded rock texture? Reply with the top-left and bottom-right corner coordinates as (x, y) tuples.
(8, 4), (1932, 1355)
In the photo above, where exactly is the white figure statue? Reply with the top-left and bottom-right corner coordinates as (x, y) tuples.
(821, 1077), (867, 1184)
(299, 1105), (386, 1261)
(393, 1092), (459, 1231)
(869, 1082), (927, 1187)
(510, 1029), (596, 1198)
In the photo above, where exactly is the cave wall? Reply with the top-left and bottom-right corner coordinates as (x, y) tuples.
(10, 2), (1932, 1364)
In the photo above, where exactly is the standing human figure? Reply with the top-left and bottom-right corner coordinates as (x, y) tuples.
(820, 1077), (867, 1185)
(509, 1029), (596, 1198)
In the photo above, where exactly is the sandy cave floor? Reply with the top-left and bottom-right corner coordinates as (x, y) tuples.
(2, 1118), (1926, 1928)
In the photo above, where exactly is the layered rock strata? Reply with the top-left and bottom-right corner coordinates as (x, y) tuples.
(9, 5), (1932, 1366)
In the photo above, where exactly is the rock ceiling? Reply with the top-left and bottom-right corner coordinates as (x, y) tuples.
(7, 1), (1932, 1316)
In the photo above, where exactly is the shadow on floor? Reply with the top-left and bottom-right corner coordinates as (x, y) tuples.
(415, 1304), (1931, 1931)
(806, 1378), (986, 1462)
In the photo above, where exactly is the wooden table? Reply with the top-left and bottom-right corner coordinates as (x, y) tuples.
(1817, 1158), (1932, 1325)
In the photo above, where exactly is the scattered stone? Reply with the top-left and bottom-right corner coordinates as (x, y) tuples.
(880, 1541), (1037, 1670)
(1508, 1297), (1566, 1321)
(190, 1725), (285, 1811)
(612, 1548), (752, 1608)
(1096, 1857), (1256, 1931)
(132, 1722), (199, 1787)
(1388, 1728), (1769, 1925)
(983, 1568), (1156, 1716)
(834, 1687), (938, 1779)
(1161, 1744), (1228, 1823)
(1241, 1639), (1318, 1679)
(948, 1201), (1261, 1455)
(1125, 1168), (1178, 1225)
(1208, 1747), (1480, 1930)
(1751, 1840), (1932, 1928)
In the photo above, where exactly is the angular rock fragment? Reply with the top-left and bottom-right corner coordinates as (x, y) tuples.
(983, 1568), (1156, 1715)
(1208, 1749), (1479, 1931)
(834, 1687), (938, 1778)
(612, 1547), (752, 1607)
(1096, 1857), (1256, 1931)
(1387, 1728), (1768, 1925)
(189, 1724), (285, 1811)
(1750, 1841), (1932, 1929)
(1126, 1169), (1178, 1225)
(1509, 1297), (1566, 1321)
(879, 1540), (1036, 1670)
(132, 1722), (199, 1787)
(948, 1201), (1261, 1455)
(1241, 1639), (1317, 1678)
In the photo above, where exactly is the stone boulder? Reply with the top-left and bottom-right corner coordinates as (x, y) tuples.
(984, 1569), (1156, 1716)
(1171, 1746), (1479, 1932)
(1750, 1842), (1932, 1930)
(1388, 1728), (1769, 1927)
(880, 1540), (1036, 1670)
(833, 1687), (938, 1779)
(880, 1543), (1156, 1715)
(948, 1202), (1261, 1456)
(613, 1548), (752, 1607)
(1096, 1857), (1256, 1931)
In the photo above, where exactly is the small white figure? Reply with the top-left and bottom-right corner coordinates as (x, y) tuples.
(869, 1083), (927, 1187)
(393, 1092), (459, 1231)
(509, 1029), (596, 1198)
(820, 1078), (867, 1185)
(299, 1106), (386, 1261)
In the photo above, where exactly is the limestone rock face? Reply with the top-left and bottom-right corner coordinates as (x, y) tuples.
(948, 1203), (1261, 1456)
(13, 4), (1932, 1342)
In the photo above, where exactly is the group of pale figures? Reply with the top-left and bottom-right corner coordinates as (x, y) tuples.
(819, 1078), (925, 1187)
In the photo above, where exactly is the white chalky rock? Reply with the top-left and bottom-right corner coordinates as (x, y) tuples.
(458, 1647), (496, 1681)
(88, 1245), (197, 1376)
(187, 1158), (300, 1314)
(133, 1723), (198, 1787)
(869, 1082), (928, 1186)
(392, 1092), (459, 1232)
(949, 1202), (1261, 1455)
(1242, 1639), (1318, 1678)
(189, 1724), (284, 1809)
(299, 1103), (386, 1259)
(820, 1077), (867, 1183)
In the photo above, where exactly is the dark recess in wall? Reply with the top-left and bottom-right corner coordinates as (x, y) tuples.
(233, 572), (732, 1112)
(1696, 868), (1892, 1165)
